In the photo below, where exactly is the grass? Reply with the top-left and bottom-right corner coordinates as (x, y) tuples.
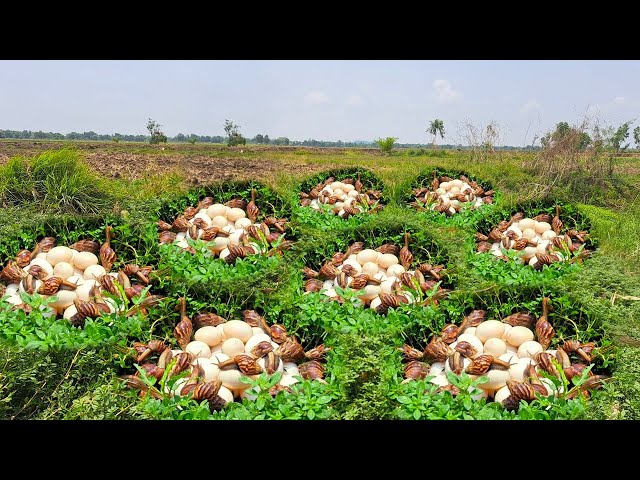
(0, 142), (638, 419)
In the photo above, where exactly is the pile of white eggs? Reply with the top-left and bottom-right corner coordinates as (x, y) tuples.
(419, 177), (489, 214)
(2, 245), (120, 319)
(168, 203), (271, 260)
(316, 248), (434, 310)
(427, 320), (559, 402)
(168, 319), (302, 405)
(482, 217), (565, 266)
(306, 180), (368, 217)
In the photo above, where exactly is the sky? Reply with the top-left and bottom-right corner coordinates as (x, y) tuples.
(0, 60), (638, 146)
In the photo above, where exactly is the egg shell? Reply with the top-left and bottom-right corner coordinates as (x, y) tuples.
(240, 387), (259, 401)
(479, 369), (511, 391)
(323, 288), (337, 298)
(534, 221), (552, 234)
(522, 228), (537, 240)
(53, 262), (75, 280)
(210, 215), (229, 228)
(536, 240), (551, 254)
(28, 258), (54, 276)
(244, 333), (273, 353)
(504, 326), (535, 348)
(4, 295), (23, 306)
(211, 236), (230, 253)
(541, 377), (562, 396)
(506, 344), (519, 355)
(506, 225), (523, 238)
(194, 212), (212, 226)
(49, 289), (77, 309)
(227, 231), (244, 247)
(83, 264), (107, 281)
(19, 278), (42, 294)
(46, 246), (74, 267)
(484, 338), (507, 357)
(36, 252), (48, 260)
(169, 378), (188, 396)
(194, 326), (223, 347)
(223, 320), (253, 342)
(72, 251), (99, 271)
(469, 386), (488, 401)
(210, 345), (223, 354)
(435, 188), (446, 195)
(493, 385), (511, 403)
(207, 204), (228, 218)
(541, 230), (557, 240)
(517, 340), (544, 359)
(475, 320), (506, 343)
(217, 385), (235, 405)
(62, 305), (77, 320)
(65, 274), (85, 287)
(104, 298), (118, 314)
(440, 181), (451, 190)
(226, 208), (246, 222)
(257, 355), (284, 374)
(379, 279), (396, 294)
(386, 264), (405, 277)
(251, 326), (265, 336)
(465, 327), (477, 336)
(361, 261), (379, 276)
(219, 369), (251, 390)
(283, 361), (300, 376)
(498, 352), (519, 366)
(457, 334), (484, 354)
(194, 358), (220, 382)
(377, 253), (399, 269)
(221, 338), (245, 358)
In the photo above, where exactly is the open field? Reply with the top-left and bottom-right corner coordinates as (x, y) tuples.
(1, 140), (639, 420)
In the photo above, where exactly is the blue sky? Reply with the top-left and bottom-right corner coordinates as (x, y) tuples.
(0, 60), (638, 145)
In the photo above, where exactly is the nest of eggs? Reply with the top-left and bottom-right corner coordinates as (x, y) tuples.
(158, 190), (294, 263)
(299, 173), (383, 219)
(410, 172), (494, 215)
(122, 299), (329, 411)
(400, 298), (609, 411)
(302, 234), (449, 314)
(0, 228), (161, 327)
(475, 206), (591, 268)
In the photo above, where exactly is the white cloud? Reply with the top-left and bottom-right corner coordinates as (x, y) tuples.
(432, 79), (460, 103)
(345, 95), (364, 106)
(303, 91), (330, 106)
(520, 99), (540, 113)
(613, 96), (626, 105)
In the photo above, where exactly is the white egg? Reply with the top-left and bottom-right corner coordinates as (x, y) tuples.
(218, 248), (231, 261)
(48, 290), (77, 309)
(194, 212), (212, 227)
(534, 221), (552, 234)
(244, 333), (273, 353)
(379, 279), (396, 294)
(4, 294), (24, 306)
(428, 362), (445, 376)
(72, 251), (99, 270)
(356, 249), (378, 265)
(251, 326), (265, 336)
(83, 264), (107, 281)
(220, 369), (251, 391)
(227, 231), (244, 247)
(456, 334), (484, 354)
(506, 225), (523, 238)
(221, 338), (245, 358)
(223, 320), (254, 342)
(361, 262), (379, 276)
(194, 358), (220, 382)
(519, 218), (535, 230)
(465, 327), (477, 336)
(377, 253), (399, 269)
(517, 341), (544, 359)
(217, 385), (235, 405)
(440, 181), (451, 191)
(475, 320), (506, 343)
(226, 208), (246, 222)
(357, 285), (381, 301)
(341, 259), (362, 274)
(493, 385), (511, 403)
(194, 326), (223, 347)
(65, 275), (85, 287)
(505, 326), (535, 347)
(46, 246), (74, 267)
(75, 280), (97, 302)
(235, 218), (252, 229)
(53, 262), (74, 280)
(209, 352), (230, 365)
(469, 386), (488, 401)
(283, 362), (300, 376)
(28, 258), (54, 276)
(479, 369), (511, 391)
(444, 356), (471, 375)
(63, 304), (77, 320)
(522, 228), (537, 240)
(429, 375), (450, 387)
(484, 338), (507, 357)
(506, 344), (519, 355)
(257, 355), (284, 374)
(369, 297), (382, 311)
(528, 256), (539, 268)
(386, 264), (405, 277)
(536, 240), (550, 254)
(207, 204), (228, 218)
(542, 230), (557, 240)
(211, 236), (230, 253)
(498, 352), (519, 366)
(501, 323), (512, 338)
(210, 215), (229, 228)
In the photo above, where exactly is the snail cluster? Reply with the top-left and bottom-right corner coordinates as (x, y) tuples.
(411, 172), (493, 215)
(400, 298), (608, 410)
(158, 190), (293, 262)
(303, 235), (449, 314)
(299, 173), (383, 218)
(0, 228), (160, 326)
(476, 206), (591, 267)
(122, 299), (329, 411)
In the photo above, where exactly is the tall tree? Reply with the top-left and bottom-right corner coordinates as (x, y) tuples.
(224, 119), (246, 147)
(146, 118), (167, 144)
(634, 126), (640, 149)
(427, 119), (445, 147)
